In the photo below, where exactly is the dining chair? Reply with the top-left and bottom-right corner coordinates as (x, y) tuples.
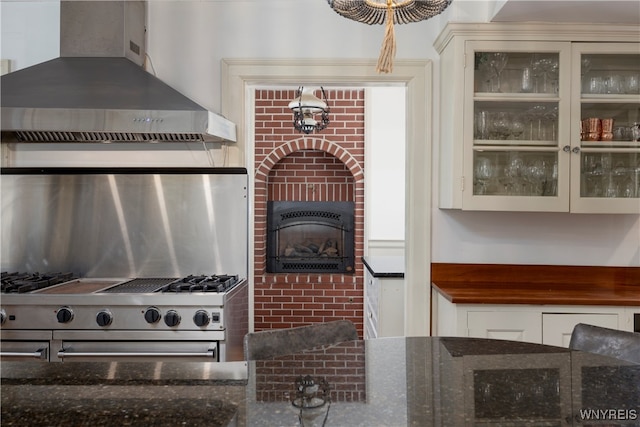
(569, 323), (640, 364)
(244, 320), (359, 360)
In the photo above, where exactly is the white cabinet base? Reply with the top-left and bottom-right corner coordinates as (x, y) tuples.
(365, 269), (404, 339)
(432, 288), (634, 347)
(542, 313), (619, 347)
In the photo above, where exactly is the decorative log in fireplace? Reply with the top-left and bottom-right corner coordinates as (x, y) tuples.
(267, 201), (355, 274)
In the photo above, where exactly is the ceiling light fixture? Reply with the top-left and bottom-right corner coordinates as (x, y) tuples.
(327, 0), (453, 73)
(288, 87), (330, 134)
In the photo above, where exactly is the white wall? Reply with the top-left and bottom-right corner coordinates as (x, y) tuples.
(366, 87), (406, 244)
(0, 1), (59, 72)
(2, 0), (638, 267)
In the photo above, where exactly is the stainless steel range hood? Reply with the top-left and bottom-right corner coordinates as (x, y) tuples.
(0, 1), (236, 144)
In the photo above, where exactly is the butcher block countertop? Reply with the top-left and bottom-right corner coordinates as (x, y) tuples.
(431, 263), (640, 306)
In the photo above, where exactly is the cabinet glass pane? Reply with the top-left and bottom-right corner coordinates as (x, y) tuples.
(475, 52), (559, 94)
(581, 54), (640, 95)
(581, 152), (640, 198)
(580, 52), (640, 148)
(475, 102), (558, 146)
(473, 151), (558, 196)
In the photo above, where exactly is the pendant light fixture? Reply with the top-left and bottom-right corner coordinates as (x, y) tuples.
(288, 87), (331, 134)
(327, 0), (453, 73)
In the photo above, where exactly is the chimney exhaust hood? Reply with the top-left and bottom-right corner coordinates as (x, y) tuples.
(0, 1), (236, 144)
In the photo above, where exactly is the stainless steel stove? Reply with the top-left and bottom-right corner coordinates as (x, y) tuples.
(0, 168), (249, 363)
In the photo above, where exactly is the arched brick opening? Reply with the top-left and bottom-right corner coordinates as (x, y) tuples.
(254, 88), (365, 335)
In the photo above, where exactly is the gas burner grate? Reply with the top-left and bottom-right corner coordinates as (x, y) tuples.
(1, 272), (76, 293)
(161, 275), (240, 293)
(99, 278), (179, 293)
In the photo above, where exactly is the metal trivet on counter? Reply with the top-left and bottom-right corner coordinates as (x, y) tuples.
(292, 375), (331, 427)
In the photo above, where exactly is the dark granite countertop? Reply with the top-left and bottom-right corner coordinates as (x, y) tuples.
(362, 256), (404, 278)
(1, 361), (248, 426)
(4, 338), (637, 426)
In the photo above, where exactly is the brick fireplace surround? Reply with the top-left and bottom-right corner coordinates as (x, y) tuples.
(254, 89), (365, 337)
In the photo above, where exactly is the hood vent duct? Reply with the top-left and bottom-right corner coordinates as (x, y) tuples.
(0, 1), (236, 144)
(14, 131), (209, 144)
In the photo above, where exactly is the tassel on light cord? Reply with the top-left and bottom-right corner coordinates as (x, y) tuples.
(376, 0), (396, 74)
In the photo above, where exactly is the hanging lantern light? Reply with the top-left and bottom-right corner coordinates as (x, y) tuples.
(327, 0), (453, 73)
(288, 87), (331, 134)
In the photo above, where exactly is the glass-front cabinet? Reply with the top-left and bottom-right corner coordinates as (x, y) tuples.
(464, 41), (572, 211)
(570, 43), (640, 213)
(435, 23), (639, 213)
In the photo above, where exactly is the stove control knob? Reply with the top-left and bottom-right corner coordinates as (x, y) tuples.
(96, 310), (113, 327)
(0, 309), (6, 325)
(164, 310), (181, 327)
(144, 307), (161, 324)
(56, 307), (74, 323)
(193, 310), (210, 327)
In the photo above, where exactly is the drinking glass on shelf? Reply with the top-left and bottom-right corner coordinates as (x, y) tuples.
(510, 115), (525, 140)
(605, 176), (619, 198)
(581, 57), (591, 76)
(524, 158), (547, 196)
(479, 53), (509, 93)
(504, 154), (524, 195)
(475, 156), (494, 195)
(531, 54), (559, 94)
(490, 112), (511, 140)
(588, 76), (604, 94)
(475, 110), (490, 140)
(625, 74), (639, 94)
(489, 53), (509, 92)
(603, 75), (624, 94)
(621, 179), (634, 198)
(543, 106), (558, 141)
(524, 105), (547, 140)
(544, 162), (558, 196)
(520, 67), (534, 93)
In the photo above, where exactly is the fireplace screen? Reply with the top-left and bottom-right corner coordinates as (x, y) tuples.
(267, 201), (355, 274)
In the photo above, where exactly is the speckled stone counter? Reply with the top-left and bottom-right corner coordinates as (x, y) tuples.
(3, 339), (639, 426)
(1, 362), (248, 426)
(244, 337), (640, 426)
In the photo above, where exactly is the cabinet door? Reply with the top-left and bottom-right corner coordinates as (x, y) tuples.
(570, 43), (640, 213)
(542, 313), (619, 348)
(364, 270), (379, 339)
(377, 278), (404, 337)
(467, 311), (541, 343)
(462, 41), (572, 211)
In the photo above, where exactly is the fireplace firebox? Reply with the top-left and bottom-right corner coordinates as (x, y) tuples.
(267, 201), (355, 274)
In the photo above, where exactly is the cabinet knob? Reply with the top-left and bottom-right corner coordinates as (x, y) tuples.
(562, 145), (571, 152)
(572, 146), (581, 154)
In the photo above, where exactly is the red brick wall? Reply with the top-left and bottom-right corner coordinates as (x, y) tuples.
(254, 89), (365, 336)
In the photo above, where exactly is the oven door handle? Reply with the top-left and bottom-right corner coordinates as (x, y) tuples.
(1, 348), (48, 360)
(57, 349), (216, 359)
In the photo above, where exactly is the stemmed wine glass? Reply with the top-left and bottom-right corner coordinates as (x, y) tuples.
(475, 156), (494, 195)
(490, 112), (511, 140)
(543, 106), (558, 142)
(510, 114), (525, 140)
(524, 105), (547, 141)
(531, 54), (559, 93)
(504, 154), (524, 195)
(525, 158), (548, 196)
(487, 53), (509, 92)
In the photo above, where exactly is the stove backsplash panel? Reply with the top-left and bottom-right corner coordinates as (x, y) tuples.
(1, 168), (248, 279)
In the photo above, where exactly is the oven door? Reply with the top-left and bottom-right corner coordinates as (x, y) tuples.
(52, 330), (224, 362)
(0, 330), (51, 361)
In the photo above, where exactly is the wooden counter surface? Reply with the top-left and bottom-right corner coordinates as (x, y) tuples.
(431, 263), (640, 306)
